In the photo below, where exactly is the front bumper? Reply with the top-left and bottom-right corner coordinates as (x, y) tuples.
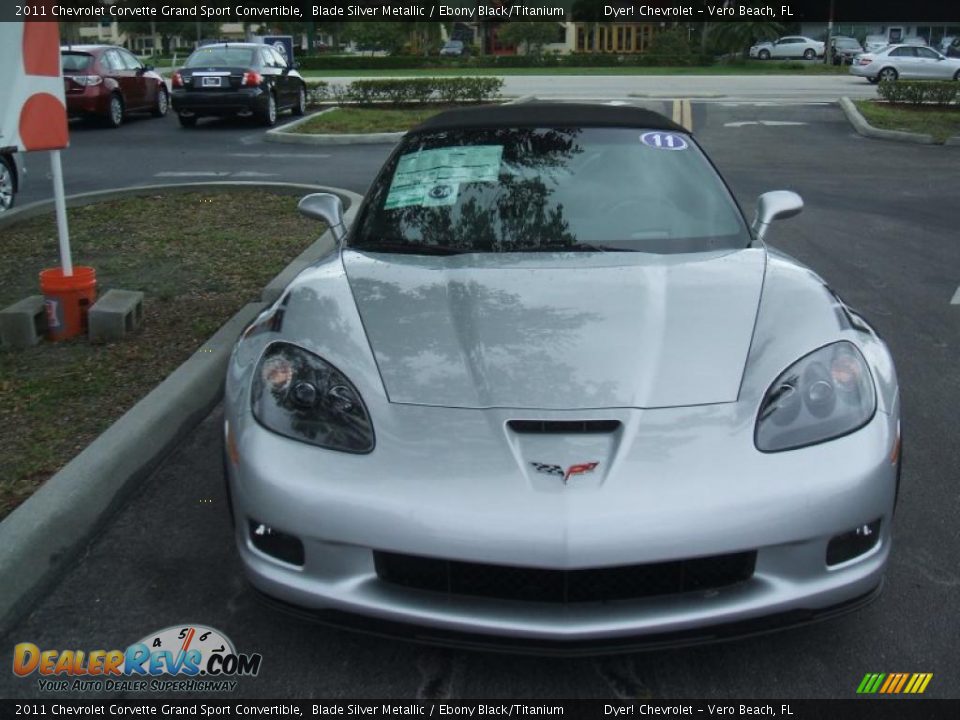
(171, 88), (267, 116)
(255, 583), (884, 656)
(225, 398), (899, 647)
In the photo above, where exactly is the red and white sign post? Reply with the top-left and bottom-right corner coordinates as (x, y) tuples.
(1, 21), (96, 340)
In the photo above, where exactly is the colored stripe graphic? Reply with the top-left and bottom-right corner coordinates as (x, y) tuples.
(893, 673), (910, 693)
(857, 673), (933, 694)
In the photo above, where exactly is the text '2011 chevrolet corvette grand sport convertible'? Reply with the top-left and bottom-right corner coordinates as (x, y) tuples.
(223, 104), (901, 654)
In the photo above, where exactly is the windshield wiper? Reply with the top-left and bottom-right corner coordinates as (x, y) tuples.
(351, 242), (467, 256)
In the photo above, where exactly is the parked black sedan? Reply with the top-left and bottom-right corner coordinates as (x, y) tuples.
(170, 43), (307, 127)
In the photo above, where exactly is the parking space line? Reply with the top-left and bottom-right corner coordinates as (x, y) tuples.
(951, 286), (960, 305)
(682, 99), (693, 132)
(672, 99), (682, 126)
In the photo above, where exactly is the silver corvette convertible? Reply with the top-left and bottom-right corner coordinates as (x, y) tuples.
(224, 104), (900, 652)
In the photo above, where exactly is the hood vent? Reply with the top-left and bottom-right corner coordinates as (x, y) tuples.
(507, 420), (621, 434)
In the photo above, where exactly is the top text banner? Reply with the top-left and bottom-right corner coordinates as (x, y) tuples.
(4, 0), (957, 23)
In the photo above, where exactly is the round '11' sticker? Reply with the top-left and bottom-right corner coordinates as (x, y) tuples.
(640, 132), (688, 150)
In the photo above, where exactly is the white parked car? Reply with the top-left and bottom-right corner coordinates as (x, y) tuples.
(863, 36), (890, 53)
(850, 44), (960, 83)
(750, 36), (824, 60)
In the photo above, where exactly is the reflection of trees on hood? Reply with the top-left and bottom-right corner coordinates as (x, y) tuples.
(359, 128), (584, 253)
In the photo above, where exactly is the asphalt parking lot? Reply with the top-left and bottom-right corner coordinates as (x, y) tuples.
(3, 95), (959, 700)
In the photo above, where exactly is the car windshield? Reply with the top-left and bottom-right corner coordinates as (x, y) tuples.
(61, 52), (93, 71)
(352, 126), (750, 255)
(185, 47), (256, 67)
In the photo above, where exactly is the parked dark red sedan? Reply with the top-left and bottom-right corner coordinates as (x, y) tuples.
(61, 45), (169, 128)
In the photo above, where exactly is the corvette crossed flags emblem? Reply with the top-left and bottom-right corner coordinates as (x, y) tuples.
(530, 462), (599, 483)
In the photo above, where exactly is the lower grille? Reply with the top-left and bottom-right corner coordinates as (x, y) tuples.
(374, 551), (756, 603)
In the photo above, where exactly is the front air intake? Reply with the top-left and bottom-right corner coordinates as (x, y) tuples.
(507, 420), (621, 434)
(374, 551), (757, 603)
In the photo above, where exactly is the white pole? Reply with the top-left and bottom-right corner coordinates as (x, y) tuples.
(49, 150), (73, 276)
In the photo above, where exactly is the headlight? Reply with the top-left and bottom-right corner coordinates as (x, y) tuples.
(755, 341), (875, 452)
(252, 342), (374, 453)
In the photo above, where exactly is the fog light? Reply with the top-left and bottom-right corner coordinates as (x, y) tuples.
(826, 519), (881, 566)
(248, 519), (304, 566)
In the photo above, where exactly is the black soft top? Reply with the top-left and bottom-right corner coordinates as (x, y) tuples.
(411, 102), (687, 134)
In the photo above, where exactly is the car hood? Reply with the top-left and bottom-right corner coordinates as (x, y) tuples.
(342, 248), (766, 409)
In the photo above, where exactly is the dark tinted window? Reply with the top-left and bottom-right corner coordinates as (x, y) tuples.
(890, 47), (916, 57)
(353, 127), (749, 255)
(61, 52), (93, 71)
(185, 47), (257, 67)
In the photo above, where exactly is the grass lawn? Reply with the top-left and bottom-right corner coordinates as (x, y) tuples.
(855, 100), (960, 143)
(0, 191), (321, 521)
(294, 106), (450, 133)
(301, 62), (847, 79)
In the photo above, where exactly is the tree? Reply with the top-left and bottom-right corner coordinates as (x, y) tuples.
(645, 27), (695, 65)
(342, 22), (407, 55)
(317, 21), (347, 51)
(709, 21), (783, 56)
(497, 22), (562, 56)
(116, 21), (219, 54)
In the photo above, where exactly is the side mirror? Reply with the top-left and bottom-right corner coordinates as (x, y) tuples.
(298, 193), (346, 244)
(751, 190), (803, 242)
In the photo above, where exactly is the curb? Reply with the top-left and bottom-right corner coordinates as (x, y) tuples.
(265, 107), (406, 146)
(0, 182), (362, 635)
(0, 181), (355, 228)
(838, 97), (935, 144)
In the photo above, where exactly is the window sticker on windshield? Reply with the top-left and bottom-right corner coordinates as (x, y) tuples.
(423, 182), (459, 206)
(640, 132), (688, 150)
(385, 146), (502, 209)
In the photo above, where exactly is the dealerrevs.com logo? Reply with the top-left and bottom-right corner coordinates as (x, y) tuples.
(13, 624), (262, 693)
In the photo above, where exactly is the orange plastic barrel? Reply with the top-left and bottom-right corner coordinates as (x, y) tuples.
(39, 266), (97, 341)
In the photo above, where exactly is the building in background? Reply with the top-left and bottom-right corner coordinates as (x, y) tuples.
(800, 21), (960, 47)
(68, 20), (670, 57)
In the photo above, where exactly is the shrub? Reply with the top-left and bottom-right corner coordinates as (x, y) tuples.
(645, 28), (694, 66)
(297, 52), (713, 72)
(305, 81), (330, 106)
(324, 77), (504, 106)
(877, 80), (960, 106)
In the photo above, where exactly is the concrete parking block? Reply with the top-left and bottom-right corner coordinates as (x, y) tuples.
(88, 289), (144, 343)
(0, 295), (47, 348)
